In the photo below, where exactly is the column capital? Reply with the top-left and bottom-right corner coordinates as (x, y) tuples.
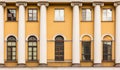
(0, 1), (6, 7)
(71, 1), (82, 7)
(37, 1), (49, 6)
(93, 2), (104, 6)
(16, 2), (27, 6)
(114, 1), (120, 7)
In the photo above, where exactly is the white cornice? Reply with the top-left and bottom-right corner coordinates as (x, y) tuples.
(0, 0), (119, 3)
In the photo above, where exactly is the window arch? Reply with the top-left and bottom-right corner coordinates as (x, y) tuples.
(28, 36), (37, 61)
(7, 36), (16, 61)
(55, 35), (64, 61)
(81, 35), (91, 61)
(103, 35), (112, 61)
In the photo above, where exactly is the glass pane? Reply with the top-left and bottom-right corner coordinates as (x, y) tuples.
(33, 56), (36, 60)
(103, 9), (112, 21)
(82, 41), (91, 60)
(28, 56), (32, 60)
(29, 42), (33, 46)
(55, 10), (59, 20)
(12, 47), (16, 51)
(7, 56), (11, 60)
(33, 17), (37, 21)
(82, 9), (86, 21)
(8, 42), (11, 46)
(29, 52), (32, 55)
(12, 56), (16, 60)
(33, 42), (37, 46)
(8, 52), (11, 56)
(7, 9), (16, 21)
(33, 52), (37, 56)
(29, 47), (32, 51)
(12, 52), (16, 55)
(8, 48), (11, 52)
(29, 10), (32, 13)
(33, 10), (37, 14)
(103, 41), (112, 61)
(33, 13), (37, 20)
(86, 9), (91, 21)
(33, 47), (37, 51)
(107, 9), (112, 21)
(60, 10), (64, 21)
(108, 55), (111, 60)
(12, 42), (16, 46)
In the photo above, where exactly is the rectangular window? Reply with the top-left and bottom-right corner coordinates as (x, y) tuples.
(103, 41), (112, 61)
(102, 9), (112, 21)
(28, 9), (38, 21)
(82, 9), (92, 21)
(54, 9), (64, 21)
(82, 41), (91, 61)
(7, 9), (16, 21)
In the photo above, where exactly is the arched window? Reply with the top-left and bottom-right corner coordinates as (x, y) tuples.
(103, 35), (112, 61)
(7, 36), (16, 61)
(82, 35), (91, 61)
(55, 35), (64, 61)
(28, 36), (37, 61)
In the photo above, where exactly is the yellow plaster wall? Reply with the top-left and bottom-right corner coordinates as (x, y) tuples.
(3, 3), (115, 67)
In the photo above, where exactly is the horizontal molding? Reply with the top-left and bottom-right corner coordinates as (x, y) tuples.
(47, 40), (72, 42)
(0, 0), (117, 3)
(48, 59), (72, 63)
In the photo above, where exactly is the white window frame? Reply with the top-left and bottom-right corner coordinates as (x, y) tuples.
(54, 9), (64, 21)
(82, 8), (92, 21)
(102, 8), (112, 21)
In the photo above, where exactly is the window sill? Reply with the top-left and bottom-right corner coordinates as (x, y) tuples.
(5, 60), (17, 63)
(80, 60), (93, 62)
(102, 60), (114, 62)
(27, 20), (38, 22)
(101, 21), (114, 22)
(26, 60), (39, 63)
(54, 20), (65, 22)
(6, 21), (18, 22)
(48, 60), (72, 63)
(81, 21), (93, 22)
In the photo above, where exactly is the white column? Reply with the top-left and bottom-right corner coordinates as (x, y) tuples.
(114, 2), (120, 66)
(93, 3), (103, 66)
(16, 2), (27, 65)
(38, 2), (49, 65)
(71, 3), (82, 66)
(0, 2), (6, 65)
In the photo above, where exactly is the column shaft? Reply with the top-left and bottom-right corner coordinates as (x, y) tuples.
(94, 5), (102, 65)
(72, 5), (80, 65)
(40, 5), (47, 64)
(0, 5), (4, 64)
(115, 5), (120, 65)
(18, 5), (25, 64)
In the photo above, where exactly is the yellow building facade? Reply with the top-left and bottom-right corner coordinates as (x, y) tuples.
(0, 0), (120, 70)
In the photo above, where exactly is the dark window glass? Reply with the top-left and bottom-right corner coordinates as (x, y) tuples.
(55, 36), (64, 61)
(7, 9), (16, 21)
(7, 36), (16, 61)
(28, 9), (37, 21)
(28, 36), (37, 61)
(82, 41), (91, 61)
(103, 41), (112, 61)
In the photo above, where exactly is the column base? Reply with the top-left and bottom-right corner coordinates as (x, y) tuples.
(39, 63), (48, 67)
(17, 64), (26, 67)
(72, 63), (80, 67)
(0, 64), (4, 67)
(115, 63), (120, 67)
(93, 63), (102, 67)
